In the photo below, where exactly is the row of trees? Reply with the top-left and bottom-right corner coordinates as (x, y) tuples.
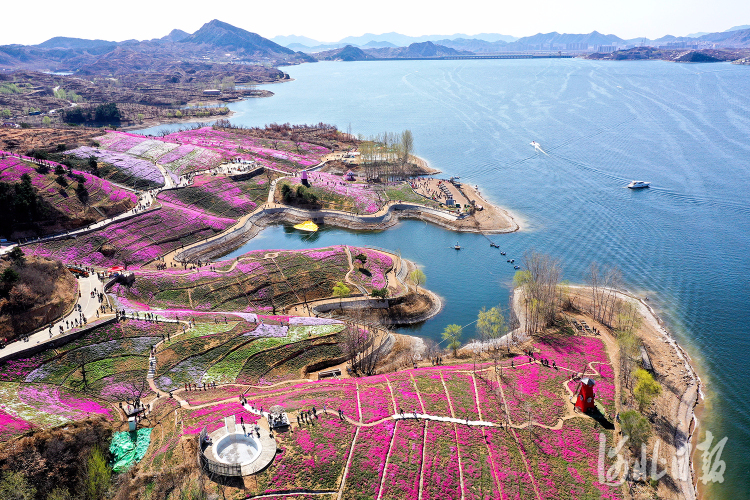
(513, 251), (564, 334)
(64, 103), (121, 125)
(357, 130), (414, 181)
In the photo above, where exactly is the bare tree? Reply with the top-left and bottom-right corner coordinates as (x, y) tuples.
(342, 320), (390, 376)
(514, 250), (562, 334)
(587, 262), (623, 327)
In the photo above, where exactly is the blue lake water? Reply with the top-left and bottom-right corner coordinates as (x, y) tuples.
(138, 59), (750, 496)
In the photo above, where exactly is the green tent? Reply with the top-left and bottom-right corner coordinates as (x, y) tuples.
(109, 428), (153, 473)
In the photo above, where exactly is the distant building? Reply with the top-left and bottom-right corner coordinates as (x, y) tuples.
(596, 45), (617, 53)
(203, 89), (221, 96)
(1, 122), (18, 128)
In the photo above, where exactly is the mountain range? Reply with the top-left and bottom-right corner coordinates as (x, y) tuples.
(0, 20), (314, 74)
(317, 41), (472, 61)
(272, 26), (750, 54)
(1, 20), (750, 74)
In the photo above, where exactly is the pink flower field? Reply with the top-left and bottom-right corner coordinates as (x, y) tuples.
(0, 156), (137, 223)
(0, 311), (622, 499)
(24, 201), (234, 268)
(89, 128), (331, 177)
(280, 171), (383, 213)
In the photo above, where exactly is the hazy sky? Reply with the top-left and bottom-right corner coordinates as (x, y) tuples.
(2, 0), (748, 45)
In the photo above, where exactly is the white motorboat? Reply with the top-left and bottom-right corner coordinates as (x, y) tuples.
(627, 180), (650, 189)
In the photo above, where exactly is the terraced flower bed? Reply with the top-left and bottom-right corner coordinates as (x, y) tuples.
(66, 146), (165, 189)
(0, 382), (114, 430)
(342, 420), (394, 498)
(162, 127), (328, 172)
(113, 246), (352, 311)
(157, 173), (274, 219)
(358, 376), (394, 423)
(378, 419), (424, 499)
(254, 414), (354, 492)
(90, 128), (330, 178)
(25, 201), (234, 268)
(420, 420), (462, 499)
(500, 361), (569, 427)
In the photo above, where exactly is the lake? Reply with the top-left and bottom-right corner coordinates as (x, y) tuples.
(137, 58), (750, 497)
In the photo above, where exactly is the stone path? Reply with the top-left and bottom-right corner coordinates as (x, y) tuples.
(0, 273), (111, 360)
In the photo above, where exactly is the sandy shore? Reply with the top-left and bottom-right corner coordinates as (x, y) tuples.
(411, 177), (519, 233)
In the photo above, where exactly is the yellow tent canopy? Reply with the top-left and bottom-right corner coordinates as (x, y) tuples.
(293, 221), (318, 232)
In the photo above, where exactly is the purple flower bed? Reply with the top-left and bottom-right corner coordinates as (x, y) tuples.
(343, 421), (395, 498)
(18, 384), (113, 419)
(378, 419), (424, 499)
(358, 376), (394, 423)
(66, 146), (165, 187)
(0, 409), (32, 440)
(421, 421), (461, 499)
(161, 127), (328, 171)
(158, 174), (265, 219)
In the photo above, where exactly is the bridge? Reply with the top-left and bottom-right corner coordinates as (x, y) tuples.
(372, 54), (575, 61)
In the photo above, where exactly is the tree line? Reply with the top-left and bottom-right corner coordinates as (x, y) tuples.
(357, 130), (414, 181)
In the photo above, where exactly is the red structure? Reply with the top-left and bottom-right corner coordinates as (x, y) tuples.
(575, 377), (596, 413)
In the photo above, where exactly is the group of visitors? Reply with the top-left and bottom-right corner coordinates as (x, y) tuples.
(523, 349), (557, 370)
(296, 407), (317, 426)
(410, 178), (453, 203)
(185, 381), (216, 391)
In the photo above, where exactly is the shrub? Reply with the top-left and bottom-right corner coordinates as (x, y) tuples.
(620, 410), (651, 450)
(633, 369), (661, 411)
(83, 447), (110, 500)
(0, 471), (36, 500)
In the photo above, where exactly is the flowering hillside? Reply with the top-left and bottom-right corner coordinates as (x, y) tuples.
(24, 201), (234, 268)
(88, 128), (331, 177)
(111, 246), (354, 312)
(0, 308), (620, 499)
(65, 146), (166, 189)
(157, 172), (274, 219)
(0, 155), (136, 235)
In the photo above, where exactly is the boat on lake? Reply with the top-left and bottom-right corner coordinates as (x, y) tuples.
(627, 180), (650, 189)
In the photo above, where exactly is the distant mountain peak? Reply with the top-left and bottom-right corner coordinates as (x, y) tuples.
(180, 19), (295, 56)
(162, 29), (189, 42)
(36, 37), (117, 49)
